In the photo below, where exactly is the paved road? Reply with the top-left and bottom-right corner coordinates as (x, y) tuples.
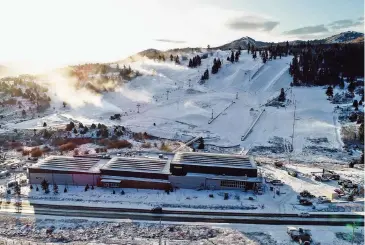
(0, 202), (363, 226)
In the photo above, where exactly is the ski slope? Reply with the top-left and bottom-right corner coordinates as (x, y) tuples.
(6, 50), (344, 158)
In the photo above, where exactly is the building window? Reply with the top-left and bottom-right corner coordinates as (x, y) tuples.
(220, 180), (245, 188)
(110, 183), (119, 188)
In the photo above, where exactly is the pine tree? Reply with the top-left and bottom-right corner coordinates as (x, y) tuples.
(353, 100), (359, 110)
(230, 51), (235, 63)
(43, 122), (47, 127)
(175, 55), (180, 64)
(326, 86), (333, 98)
(14, 182), (21, 196)
(247, 43), (251, 54)
(170, 54), (173, 61)
(348, 81), (356, 93)
(53, 183), (58, 194)
(41, 179), (49, 193)
(359, 123), (364, 143)
(278, 88), (286, 102)
(197, 137), (204, 149)
(235, 51), (239, 62)
(64, 187), (68, 193)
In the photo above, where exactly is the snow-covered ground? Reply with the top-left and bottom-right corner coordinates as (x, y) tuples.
(0, 214), (363, 245)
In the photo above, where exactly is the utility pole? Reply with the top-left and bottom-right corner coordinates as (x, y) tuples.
(136, 104), (140, 113)
(211, 109), (214, 119)
(291, 99), (296, 151)
(236, 92), (238, 100)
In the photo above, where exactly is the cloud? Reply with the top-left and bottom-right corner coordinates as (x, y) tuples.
(226, 15), (279, 32)
(327, 18), (364, 30)
(283, 24), (329, 35)
(154, 39), (186, 44)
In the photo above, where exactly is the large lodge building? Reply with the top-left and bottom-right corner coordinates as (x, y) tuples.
(28, 152), (261, 190)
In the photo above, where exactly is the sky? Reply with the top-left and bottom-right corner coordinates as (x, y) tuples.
(0, 0), (364, 73)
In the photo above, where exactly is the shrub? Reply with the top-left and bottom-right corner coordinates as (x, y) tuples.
(59, 142), (77, 151)
(141, 142), (151, 148)
(73, 149), (79, 155)
(31, 148), (43, 157)
(107, 140), (132, 149)
(133, 132), (150, 141)
(209, 194), (214, 198)
(160, 142), (172, 152)
(84, 150), (89, 155)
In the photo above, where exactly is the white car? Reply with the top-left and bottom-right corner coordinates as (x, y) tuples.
(298, 212), (310, 217)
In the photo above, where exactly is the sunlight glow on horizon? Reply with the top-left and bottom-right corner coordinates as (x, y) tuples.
(0, 0), (363, 74)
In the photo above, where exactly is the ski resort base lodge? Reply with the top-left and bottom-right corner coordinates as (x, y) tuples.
(28, 152), (261, 190)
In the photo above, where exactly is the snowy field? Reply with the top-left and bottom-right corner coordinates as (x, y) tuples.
(1, 50), (356, 163)
(0, 215), (363, 245)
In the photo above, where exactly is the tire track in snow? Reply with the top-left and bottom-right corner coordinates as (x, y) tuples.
(262, 65), (290, 92)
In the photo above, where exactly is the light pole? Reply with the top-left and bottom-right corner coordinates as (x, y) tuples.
(166, 90), (170, 100)
(136, 104), (140, 113)
(236, 92), (238, 100)
(211, 109), (214, 119)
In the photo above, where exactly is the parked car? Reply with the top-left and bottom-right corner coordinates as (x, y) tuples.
(343, 182), (354, 188)
(298, 212), (310, 217)
(271, 180), (283, 186)
(151, 207), (163, 213)
(7, 180), (18, 188)
(338, 179), (351, 185)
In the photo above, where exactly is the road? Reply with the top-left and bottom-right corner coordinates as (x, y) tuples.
(0, 202), (363, 226)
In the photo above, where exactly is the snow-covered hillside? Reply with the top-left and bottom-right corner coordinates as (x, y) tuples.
(3, 50), (352, 162)
(324, 31), (364, 44)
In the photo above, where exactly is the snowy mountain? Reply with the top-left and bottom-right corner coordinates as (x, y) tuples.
(323, 31), (364, 44)
(215, 36), (269, 50)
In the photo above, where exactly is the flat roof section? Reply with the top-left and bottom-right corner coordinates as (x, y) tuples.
(101, 157), (170, 174)
(172, 152), (256, 169)
(29, 156), (107, 173)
